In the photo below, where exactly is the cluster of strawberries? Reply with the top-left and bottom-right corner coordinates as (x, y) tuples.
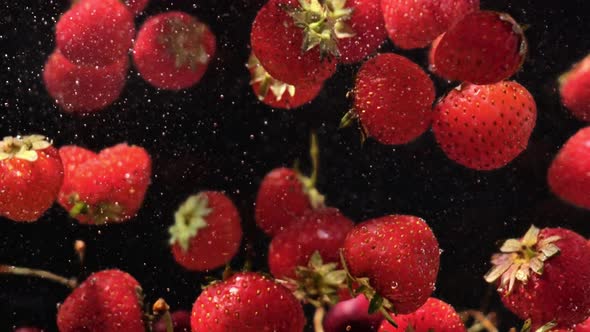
(43, 0), (216, 113)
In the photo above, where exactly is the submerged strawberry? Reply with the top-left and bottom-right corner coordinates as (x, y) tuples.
(429, 11), (527, 84)
(125, 0), (149, 15)
(169, 191), (242, 271)
(13, 327), (44, 332)
(378, 297), (466, 332)
(559, 54), (590, 122)
(0, 135), (63, 222)
(432, 81), (537, 170)
(485, 226), (590, 328)
(547, 127), (590, 210)
(323, 295), (383, 332)
(133, 11), (216, 90)
(153, 310), (191, 332)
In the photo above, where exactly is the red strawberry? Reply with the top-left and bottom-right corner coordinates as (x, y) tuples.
(378, 297), (466, 332)
(484, 226), (590, 328)
(432, 81), (537, 170)
(429, 11), (527, 84)
(154, 310), (190, 332)
(381, 0), (479, 49)
(576, 319), (590, 332)
(559, 54), (590, 122)
(133, 11), (216, 90)
(43, 50), (128, 114)
(125, 0), (148, 15)
(247, 54), (323, 109)
(342, 215), (440, 314)
(56, 0), (135, 66)
(58, 143), (152, 224)
(14, 328), (44, 332)
(348, 53), (435, 145)
(323, 295), (384, 332)
(547, 127), (590, 210)
(57, 269), (145, 332)
(268, 207), (354, 278)
(250, 0), (337, 85)
(0, 135), (63, 222)
(190, 272), (305, 332)
(169, 191), (242, 271)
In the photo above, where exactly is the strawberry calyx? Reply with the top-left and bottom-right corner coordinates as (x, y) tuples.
(484, 225), (561, 293)
(284, 0), (355, 58)
(68, 194), (124, 225)
(338, 110), (368, 144)
(169, 193), (212, 252)
(520, 319), (557, 332)
(296, 132), (326, 209)
(497, 12), (528, 63)
(158, 17), (209, 71)
(0, 135), (52, 162)
(247, 53), (297, 102)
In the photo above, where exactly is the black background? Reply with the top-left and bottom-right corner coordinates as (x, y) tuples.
(1, 0), (589, 330)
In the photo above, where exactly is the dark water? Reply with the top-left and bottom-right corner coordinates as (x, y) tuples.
(0, 0), (589, 330)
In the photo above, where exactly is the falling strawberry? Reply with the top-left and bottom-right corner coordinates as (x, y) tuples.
(14, 328), (44, 332)
(484, 225), (590, 328)
(57, 269), (146, 332)
(247, 54), (323, 109)
(191, 272), (305, 332)
(429, 11), (527, 84)
(133, 11), (216, 90)
(56, 0), (135, 66)
(323, 295), (384, 332)
(43, 50), (128, 114)
(153, 310), (191, 332)
(169, 191), (242, 271)
(432, 81), (537, 170)
(345, 53), (435, 145)
(378, 297), (466, 332)
(381, 0), (479, 49)
(342, 215), (440, 315)
(58, 143), (152, 224)
(0, 135), (63, 222)
(125, 0), (149, 15)
(547, 127), (590, 210)
(559, 54), (590, 122)
(268, 207), (353, 279)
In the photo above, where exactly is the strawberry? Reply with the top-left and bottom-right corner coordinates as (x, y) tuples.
(342, 215), (440, 314)
(346, 53), (435, 145)
(381, 0), (479, 49)
(154, 310), (190, 332)
(268, 207), (353, 279)
(250, 0), (337, 85)
(190, 272), (305, 332)
(57, 269), (146, 332)
(169, 191), (242, 271)
(56, 0), (135, 66)
(432, 81), (537, 170)
(484, 226), (590, 328)
(323, 295), (383, 332)
(547, 127), (590, 210)
(559, 54), (590, 122)
(58, 143), (152, 224)
(133, 11), (216, 90)
(43, 50), (128, 114)
(125, 0), (149, 15)
(14, 328), (44, 332)
(576, 319), (590, 332)
(0, 135), (63, 222)
(247, 54), (323, 110)
(429, 11), (527, 84)
(378, 297), (466, 332)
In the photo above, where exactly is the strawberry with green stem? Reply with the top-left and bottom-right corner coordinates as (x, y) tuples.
(378, 297), (466, 332)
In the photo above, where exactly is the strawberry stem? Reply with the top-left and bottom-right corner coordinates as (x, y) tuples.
(69, 201), (89, 218)
(0, 265), (77, 288)
(313, 306), (326, 332)
(309, 131), (319, 186)
(153, 298), (173, 332)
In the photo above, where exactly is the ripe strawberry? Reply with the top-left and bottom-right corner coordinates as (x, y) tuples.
(547, 127), (590, 210)
(247, 54), (323, 109)
(154, 310), (190, 332)
(342, 215), (440, 314)
(43, 50), (128, 114)
(58, 143), (152, 224)
(268, 207), (354, 279)
(57, 269), (145, 332)
(484, 226), (590, 328)
(133, 11), (216, 90)
(169, 191), (242, 271)
(348, 53), (435, 145)
(56, 0), (135, 66)
(250, 0), (337, 85)
(14, 328), (44, 332)
(378, 297), (466, 332)
(559, 54), (590, 122)
(125, 0), (149, 15)
(323, 295), (384, 332)
(429, 11), (527, 84)
(432, 81), (537, 170)
(191, 272), (305, 332)
(0, 135), (63, 222)
(381, 0), (479, 49)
